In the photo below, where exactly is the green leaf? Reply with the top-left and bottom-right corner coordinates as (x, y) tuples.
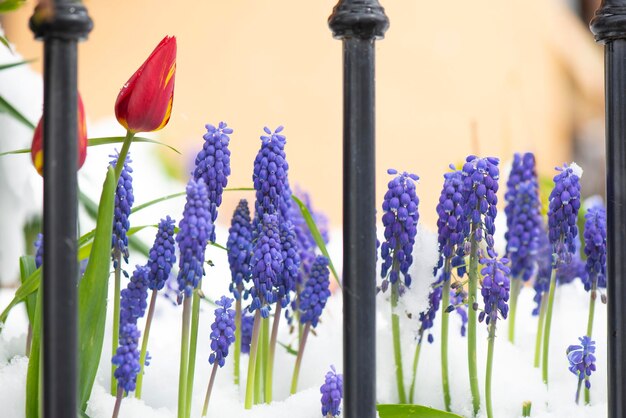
(19, 256), (37, 325)
(0, 0), (25, 13)
(0, 59), (33, 71)
(0, 267), (41, 326)
(78, 167), (116, 412)
(0, 35), (12, 52)
(291, 195), (340, 287)
(79, 190), (99, 220)
(88, 136), (181, 154)
(0, 94), (35, 129)
(0, 135), (181, 157)
(277, 341), (298, 356)
(376, 404), (463, 418)
(25, 286), (42, 418)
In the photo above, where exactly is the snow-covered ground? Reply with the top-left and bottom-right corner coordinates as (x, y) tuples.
(0, 223), (607, 417)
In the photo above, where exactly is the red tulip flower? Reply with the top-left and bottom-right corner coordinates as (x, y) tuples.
(31, 94), (88, 176)
(115, 35), (177, 133)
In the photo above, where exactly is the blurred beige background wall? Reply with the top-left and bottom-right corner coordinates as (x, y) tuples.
(1, 0), (604, 229)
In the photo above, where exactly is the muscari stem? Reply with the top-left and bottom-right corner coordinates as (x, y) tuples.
(233, 287), (243, 386)
(290, 322), (311, 394)
(185, 286), (202, 417)
(542, 268), (558, 384)
(265, 304), (282, 403)
(201, 362), (219, 416)
(533, 293), (548, 368)
(391, 282), (407, 404)
(111, 385), (124, 418)
(584, 278), (598, 404)
(177, 297), (192, 418)
(467, 233), (481, 416)
(508, 278), (522, 343)
(441, 273), (452, 411)
(576, 378), (583, 405)
(485, 320), (497, 418)
(255, 318), (269, 404)
(244, 310), (262, 409)
(408, 334), (422, 404)
(135, 289), (158, 399)
(110, 249), (122, 395)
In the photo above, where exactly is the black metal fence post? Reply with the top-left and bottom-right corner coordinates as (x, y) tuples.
(29, 1), (92, 416)
(328, 2), (388, 417)
(590, 2), (626, 418)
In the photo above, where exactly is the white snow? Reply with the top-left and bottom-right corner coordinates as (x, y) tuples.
(570, 162), (584, 179)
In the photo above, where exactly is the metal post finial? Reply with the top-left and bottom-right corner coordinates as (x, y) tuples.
(591, 0), (626, 42)
(328, 0), (389, 40)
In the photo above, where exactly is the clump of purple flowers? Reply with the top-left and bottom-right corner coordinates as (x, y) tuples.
(176, 179), (212, 298)
(548, 164), (582, 266)
(479, 256), (511, 325)
(418, 275), (443, 344)
(299, 256), (331, 327)
(567, 336), (597, 403)
(34, 233), (43, 269)
(450, 289), (468, 337)
(461, 156), (499, 255)
(249, 213), (283, 318)
(320, 365), (343, 417)
(193, 122), (232, 242)
(119, 265), (150, 326)
(380, 169), (420, 294)
(146, 216), (177, 291)
(277, 222), (300, 308)
(252, 126), (292, 220)
(505, 180), (542, 281)
(227, 200), (253, 300)
(110, 152), (134, 264)
(112, 323), (141, 392)
(583, 206), (607, 291)
(435, 168), (467, 276)
(532, 228), (553, 315)
(209, 296), (236, 368)
(240, 311), (254, 354)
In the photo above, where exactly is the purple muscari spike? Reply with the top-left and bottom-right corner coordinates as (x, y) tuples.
(505, 153), (538, 228)
(176, 179), (212, 298)
(240, 310), (254, 354)
(112, 322), (141, 392)
(34, 233), (43, 269)
(532, 226), (552, 315)
(249, 213), (283, 318)
(435, 168), (468, 277)
(461, 156), (499, 256)
(450, 289), (468, 337)
(276, 221), (300, 308)
(567, 336), (597, 395)
(253, 126), (292, 220)
(146, 216), (177, 291)
(548, 164), (582, 267)
(209, 296), (236, 368)
(505, 180), (542, 281)
(479, 256), (511, 325)
(583, 206), (607, 291)
(110, 152), (135, 264)
(556, 253), (586, 285)
(120, 265), (150, 327)
(418, 273), (444, 343)
(193, 122), (232, 242)
(227, 200), (253, 300)
(380, 169), (420, 294)
(320, 365), (343, 417)
(299, 256), (331, 328)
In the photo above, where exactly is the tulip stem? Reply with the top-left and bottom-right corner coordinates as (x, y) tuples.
(114, 130), (135, 180)
(135, 289), (157, 399)
(542, 268), (558, 384)
(110, 249), (122, 395)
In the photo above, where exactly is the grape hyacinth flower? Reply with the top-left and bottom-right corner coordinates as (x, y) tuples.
(505, 178), (542, 343)
(461, 155), (500, 415)
(202, 297), (236, 416)
(112, 322), (141, 392)
(34, 233), (43, 269)
(291, 256), (331, 394)
(176, 179), (212, 298)
(567, 336), (597, 404)
(176, 178), (212, 418)
(379, 169), (419, 404)
(193, 122), (233, 242)
(450, 289), (468, 337)
(320, 366), (343, 418)
(135, 216), (177, 398)
(556, 253), (586, 286)
(252, 126), (292, 220)
(240, 311), (254, 354)
(119, 265), (150, 327)
(479, 255), (510, 418)
(226, 199), (253, 386)
(543, 163), (582, 384)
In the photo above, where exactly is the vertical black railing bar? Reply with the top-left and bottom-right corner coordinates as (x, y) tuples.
(590, 2), (626, 418)
(328, 2), (388, 418)
(29, 1), (92, 416)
